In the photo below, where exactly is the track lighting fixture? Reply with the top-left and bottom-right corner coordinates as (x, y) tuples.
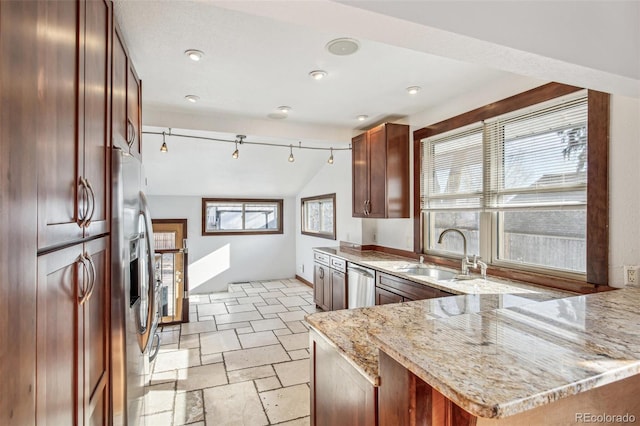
(288, 145), (295, 163)
(232, 135), (245, 159)
(146, 130), (350, 163)
(160, 132), (168, 153)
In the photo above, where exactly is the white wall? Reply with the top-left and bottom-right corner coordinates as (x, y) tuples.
(147, 195), (297, 294)
(295, 149), (361, 283)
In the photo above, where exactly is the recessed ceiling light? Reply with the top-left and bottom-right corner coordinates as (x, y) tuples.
(185, 95), (200, 103)
(406, 86), (421, 95)
(309, 70), (328, 80)
(184, 49), (204, 61)
(357, 115), (368, 121)
(326, 38), (360, 56)
(278, 106), (292, 113)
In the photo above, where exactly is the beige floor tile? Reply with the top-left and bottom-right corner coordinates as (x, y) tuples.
(278, 311), (307, 322)
(217, 321), (252, 331)
(204, 381), (268, 426)
(150, 369), (177, 386)
(262, 281), (286, 289)
(144, 381), (176, 415)
(277, 417), (311, 426)
(236, 326), (255, 334)
(154, 348), (201, 373)
(236, 296), (265, 304)
(158, 329), (181, 345)
(288, 349), (310, 360)
(278, 333), (309, 352)
(177, 362), (228, 392)
(274, 328), (292, 336)
(181, 319), (217, 335)
(263, 313), (279, 319)
(257, 304), (290, 315)
(215, 310), (263, 325)
(238, 330), (279, 349)
(197, 302), (228, 316)
(199, 329), (241, 355)
(209, 292), (236, 301)
(260, 384), (310, 424)
(201, 352), (224, 365)
(224, 344), (290, 371)
(251, 318), (287, 332)
(179, 333), (200, 349)
(227, 365), (275, 383)
(142, 410), (173, 425)
(226, 303), (258, 313)
(255, 376), (281, 392)
(287, 321), (309, 334)
(174, 389), (204, 425)
(273, 359), (310, 387)
(278, 296), (307, 307)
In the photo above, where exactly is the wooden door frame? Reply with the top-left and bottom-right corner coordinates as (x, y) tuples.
(152, 218), (189, 324)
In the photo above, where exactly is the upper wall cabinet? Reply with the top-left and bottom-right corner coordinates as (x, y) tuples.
(352, 123), (410, 218)
(36, 0), (112, 251)
(112, 24), (142, 159)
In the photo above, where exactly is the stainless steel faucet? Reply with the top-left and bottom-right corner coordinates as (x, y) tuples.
(437, 228), (487, 279)
(437, 228), (470, 276)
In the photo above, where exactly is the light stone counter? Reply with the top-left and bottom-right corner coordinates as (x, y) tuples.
(305, 292), (566, 386)
(370, 286), (640, 419)
(313, 247), (570, 297)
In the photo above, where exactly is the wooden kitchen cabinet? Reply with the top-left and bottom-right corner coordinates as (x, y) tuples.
(376, 272), (453, 304)
(314, 252), (348, 311)
(310, 328), (377, 426)
(36, 236), (110, 425)
(37, 0), (112, 251)
(352, 123), (410, 218)
(127, 62), (143, 159)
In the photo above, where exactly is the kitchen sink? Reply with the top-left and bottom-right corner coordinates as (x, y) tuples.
(395, 266), (456, 281)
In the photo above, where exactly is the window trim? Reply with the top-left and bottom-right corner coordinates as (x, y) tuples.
(201, 198), (284, 236)
(413, 83), (609, 290)
(300, 193), (337, 240)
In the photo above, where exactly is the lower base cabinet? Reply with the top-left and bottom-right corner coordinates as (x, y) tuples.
(310, 328), (377, 426)
(313, 252), (347, 311)
(37, 236), (109, 425)
(376, 272), (453, 304)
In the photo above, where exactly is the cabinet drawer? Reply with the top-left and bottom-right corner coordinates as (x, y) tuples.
(377, 272), (441, 301)
(314, 252), (330, 266)
(330, 256), (346, 273)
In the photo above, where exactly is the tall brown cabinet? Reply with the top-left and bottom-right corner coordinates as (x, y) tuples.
(1, 0), (139, 424)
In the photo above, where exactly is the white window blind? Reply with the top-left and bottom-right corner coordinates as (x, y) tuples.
(485, 95), (588, 210)
(421, 125), (484, 211)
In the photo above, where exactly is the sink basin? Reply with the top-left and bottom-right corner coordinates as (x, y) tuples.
(396, 267), (456, 281)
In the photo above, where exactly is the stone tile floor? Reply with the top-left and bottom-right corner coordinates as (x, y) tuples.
(142, 278), (318, 426)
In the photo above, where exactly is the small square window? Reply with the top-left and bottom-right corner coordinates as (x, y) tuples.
(301, 194), (336, 240)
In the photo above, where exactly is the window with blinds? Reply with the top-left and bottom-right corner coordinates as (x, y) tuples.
(421, 91), (588, 274)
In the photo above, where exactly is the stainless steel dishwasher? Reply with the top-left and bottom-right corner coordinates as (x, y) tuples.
(347, 264), (376, 308)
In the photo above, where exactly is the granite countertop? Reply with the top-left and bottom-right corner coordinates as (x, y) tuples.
(369, 286), (640, 419)
(313, 247), (570, 297)
(305, 291), (566, 385)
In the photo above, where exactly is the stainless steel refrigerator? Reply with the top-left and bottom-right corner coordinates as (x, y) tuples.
(111, 146), (161, 426)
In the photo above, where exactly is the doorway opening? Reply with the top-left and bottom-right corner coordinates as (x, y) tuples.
(152, 219), (189, 324)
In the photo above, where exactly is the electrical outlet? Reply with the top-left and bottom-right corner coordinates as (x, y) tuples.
(623, 265), (638, 285)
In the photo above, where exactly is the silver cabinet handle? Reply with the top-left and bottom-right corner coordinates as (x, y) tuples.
(77, 177), (89, 227)
(319, 267), (324, 279)
(84, 178), (96, 228)
(363, 200), (368, 216)
(83, 252), (97, 304)
(127, 119), (136, 148)
(78, 254), (91, 304)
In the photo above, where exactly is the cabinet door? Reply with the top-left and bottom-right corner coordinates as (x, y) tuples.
(314, 264), (325, 308)
(112, 27), (128, 151)
(310, 329), (377, 426)
(331, 270), (346, 311)
(375, 286), (403, 305)
(82, 0), (111, 239)
(127, 65), (142, 159)
(82, 237), (109, 426)
(367, 125), (387, 218)
(351, 133), (368, 217)
(36, 0), (84, 250)
(36, 244), (83, 426)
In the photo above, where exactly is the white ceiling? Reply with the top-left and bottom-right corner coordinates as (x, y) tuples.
(112, 0), (638, 197)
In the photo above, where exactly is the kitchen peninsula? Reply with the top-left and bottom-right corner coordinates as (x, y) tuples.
(307, 248), (640, 425)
